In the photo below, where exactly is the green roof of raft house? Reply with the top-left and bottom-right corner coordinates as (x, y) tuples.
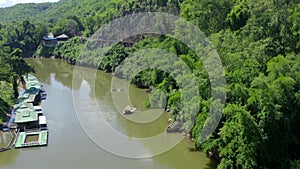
(21, 74), (42, 90)
(15, 74), (47, 125)
(15, 88), (39, 104)
(14, 103), (38, 124)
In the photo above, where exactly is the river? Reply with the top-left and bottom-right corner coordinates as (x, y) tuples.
(0, 59), (215, 169)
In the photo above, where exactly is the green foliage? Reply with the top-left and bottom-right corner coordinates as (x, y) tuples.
(180, 0), (234, 35)
(34, 44), (54, 57)
(226, 0), (250, 31)
(98, 44), (129, 72)
(52, 16), (84, 37)
(0, 81), (14, 123)
(290, 160), (300, 169)
(2, 20), (45, 57)
(182, 0), (300, 168)
(0, 0), (299, 168)
(204, 104), (260, 169)
(53, 37), (84, 63)
(0, 3), (52, 23)
(0, 22), (35, 118)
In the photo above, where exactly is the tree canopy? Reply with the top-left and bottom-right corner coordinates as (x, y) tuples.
(0, 0), (299, 168)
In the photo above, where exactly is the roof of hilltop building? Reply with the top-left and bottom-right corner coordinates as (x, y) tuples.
(43, 37), (57, 40)
(14, 103), (38, 123)
(56, 34), (69, 39)
(48, 32), (54, 38)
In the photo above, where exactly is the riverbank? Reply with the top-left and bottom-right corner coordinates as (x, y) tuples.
(0, 81), (15, 125)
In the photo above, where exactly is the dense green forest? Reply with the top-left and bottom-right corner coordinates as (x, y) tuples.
(0, 0), (300, 168)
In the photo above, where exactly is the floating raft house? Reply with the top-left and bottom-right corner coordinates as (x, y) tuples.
(13, 102), (48, 148)
(11, 74), (48, 149)
(15, 130), (48, 148)
(21, 74), (47, 102)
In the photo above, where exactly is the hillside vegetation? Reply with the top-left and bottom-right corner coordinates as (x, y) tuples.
(0, 48), (34, 123)
(0, 0), (300, 168)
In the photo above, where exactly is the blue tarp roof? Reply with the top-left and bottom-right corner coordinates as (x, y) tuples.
(43, 37), (57, 40)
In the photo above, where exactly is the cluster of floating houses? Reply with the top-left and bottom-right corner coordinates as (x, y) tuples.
(0, 74), (48, 151)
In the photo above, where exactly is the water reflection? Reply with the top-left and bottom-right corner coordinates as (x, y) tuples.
(0, 132), (19, 167)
